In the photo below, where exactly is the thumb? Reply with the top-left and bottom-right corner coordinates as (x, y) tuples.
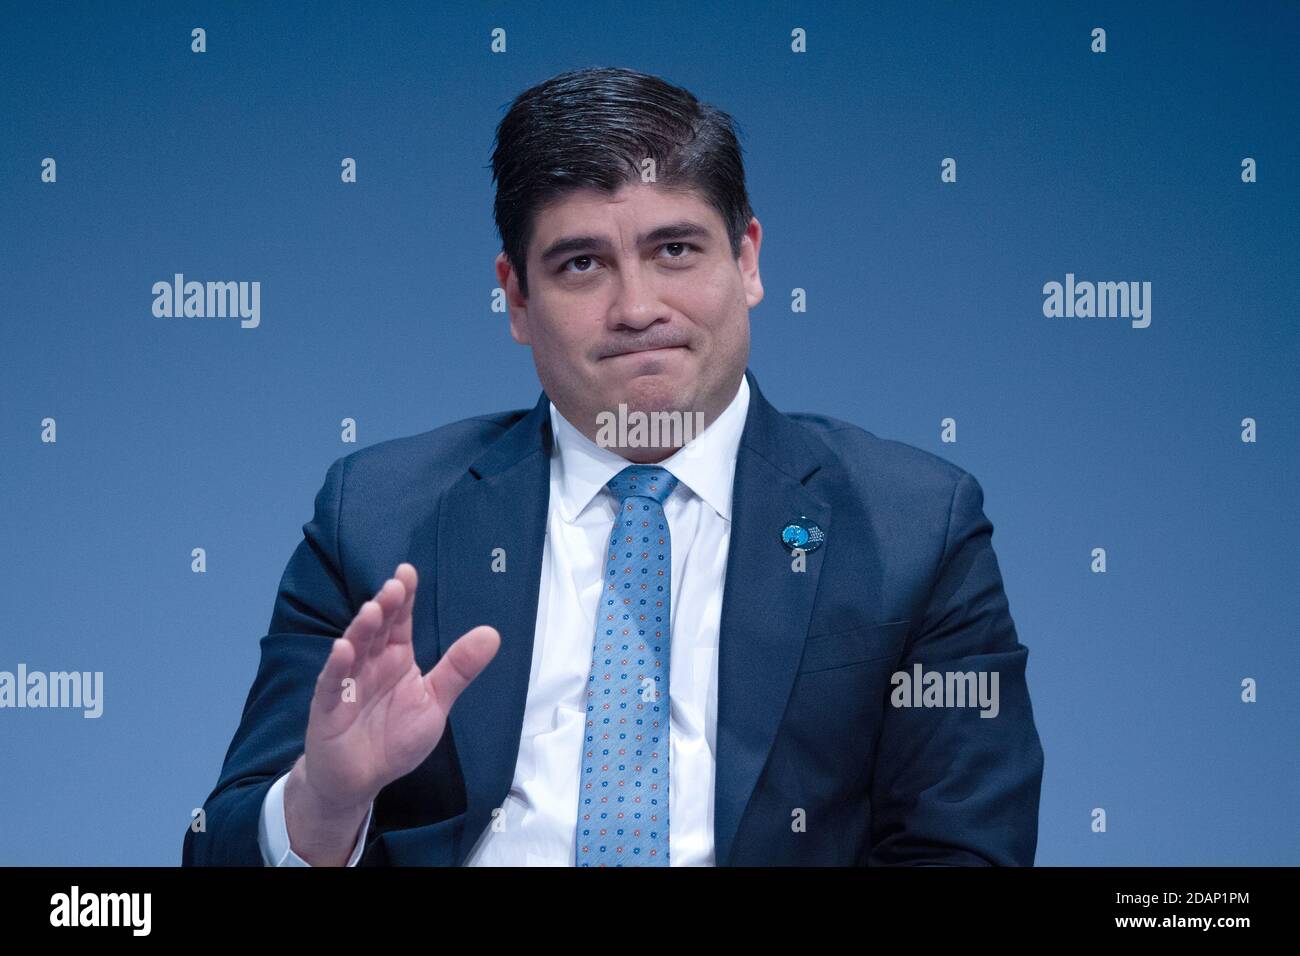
(424, 626), (501, 710)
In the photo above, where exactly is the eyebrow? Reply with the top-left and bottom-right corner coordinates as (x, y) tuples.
(538, 220), (715, 265)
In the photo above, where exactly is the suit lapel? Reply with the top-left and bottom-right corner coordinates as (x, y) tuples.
(432, 392), (553, 864)
(713, 369), (833, 866)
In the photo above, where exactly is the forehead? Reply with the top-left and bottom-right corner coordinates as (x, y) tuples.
(530, 181), (724, 243)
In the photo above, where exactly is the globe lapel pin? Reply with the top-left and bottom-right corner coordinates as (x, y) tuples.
(780, 516), (825, 553)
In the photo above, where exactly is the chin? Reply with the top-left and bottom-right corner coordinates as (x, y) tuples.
(616, 373), (696, 414)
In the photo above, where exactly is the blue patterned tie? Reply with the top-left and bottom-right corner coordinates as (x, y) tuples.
(576, 464), (679, 866)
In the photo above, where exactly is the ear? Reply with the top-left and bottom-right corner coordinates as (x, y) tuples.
(738, 217), (764, 309)
(496, 251), (530, 345)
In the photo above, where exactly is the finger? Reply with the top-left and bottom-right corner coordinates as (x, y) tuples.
(312, 638), (355, 715)
(424, 626), (501, 711)
(389, 563), (418, 646)
(366, 577), (407, 657)
(342, 599), (384, 672)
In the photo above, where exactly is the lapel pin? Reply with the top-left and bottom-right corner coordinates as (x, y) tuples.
(780, 516), (825, 553)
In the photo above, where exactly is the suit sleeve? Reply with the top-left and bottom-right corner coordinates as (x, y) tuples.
(183, 455), (371, 865)
(867, 470), (1044, 865)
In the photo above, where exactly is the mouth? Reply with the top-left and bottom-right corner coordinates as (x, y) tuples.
(606, 345), (687, 359)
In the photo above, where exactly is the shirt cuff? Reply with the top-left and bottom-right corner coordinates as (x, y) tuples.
(258, 769), (373, 866)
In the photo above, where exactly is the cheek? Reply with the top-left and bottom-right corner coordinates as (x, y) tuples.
(528, 302), (581, 352)
(692, 268), (744, 322)
(533, 313), (605, 379)
(694, 288), (746, 347)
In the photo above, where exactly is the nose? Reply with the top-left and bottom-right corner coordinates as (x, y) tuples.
(606, 262), (670, 333)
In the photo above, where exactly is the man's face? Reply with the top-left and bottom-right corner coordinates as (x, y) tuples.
(496, 181), (763, 459)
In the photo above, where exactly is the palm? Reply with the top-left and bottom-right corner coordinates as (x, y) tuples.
(302, 564), (499, 808)
(309, 643), (446, 798)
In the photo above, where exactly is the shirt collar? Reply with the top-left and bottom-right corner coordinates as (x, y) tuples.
(548, 373), (750, 524)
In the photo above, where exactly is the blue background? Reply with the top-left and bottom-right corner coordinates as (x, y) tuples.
(1, 0), (1296, 865)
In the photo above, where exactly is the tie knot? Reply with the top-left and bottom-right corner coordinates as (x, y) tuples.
(606, 464), (678, 505)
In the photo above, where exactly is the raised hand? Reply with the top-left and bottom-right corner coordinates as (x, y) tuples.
(284, 563), (499, 864)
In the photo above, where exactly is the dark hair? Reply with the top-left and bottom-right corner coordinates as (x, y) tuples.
(490, 66), (754, 298)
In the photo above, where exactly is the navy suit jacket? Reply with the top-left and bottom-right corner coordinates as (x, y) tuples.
(183, 368), (1043, 866)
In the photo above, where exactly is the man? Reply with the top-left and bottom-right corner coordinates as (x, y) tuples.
(183, 66), (1043, 867)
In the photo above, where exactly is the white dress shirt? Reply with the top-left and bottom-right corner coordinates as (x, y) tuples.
(259, 374), (750, 866)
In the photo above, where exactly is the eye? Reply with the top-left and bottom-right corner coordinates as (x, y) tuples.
(560, 254), (597, 275)
(660, 242), (698, 261)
